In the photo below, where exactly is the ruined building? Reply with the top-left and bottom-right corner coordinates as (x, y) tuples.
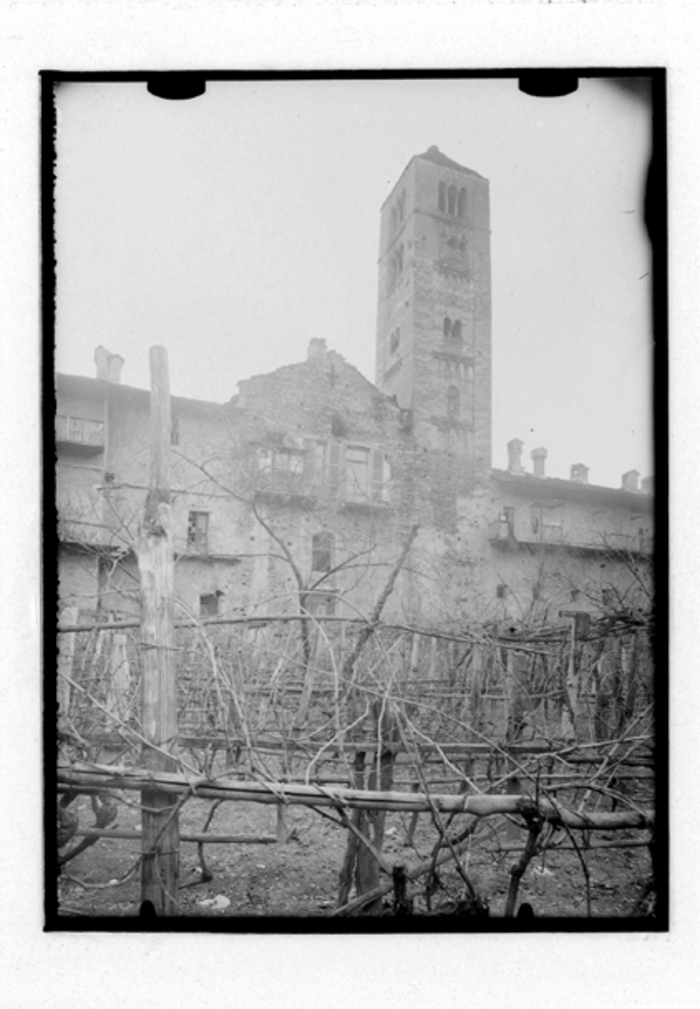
(56, 147), (653, 631)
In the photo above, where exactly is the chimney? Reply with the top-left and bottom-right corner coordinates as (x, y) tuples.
(621, 469), (640, 493)
(307, 338), (327, 363)
(570, 463), (589, 485)
(530, 447), (547, 478)
(507, 438), (524, 474)
(641, 475), (654, 495)
(95, 345), (124, 383)
(95, 345), (110, 380)
(107, 354), (124, 384)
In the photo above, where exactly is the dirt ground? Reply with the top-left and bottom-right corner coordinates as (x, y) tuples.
(56, 792), (655, 922)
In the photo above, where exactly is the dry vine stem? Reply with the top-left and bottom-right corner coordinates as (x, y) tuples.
(58, 535), (653, 915)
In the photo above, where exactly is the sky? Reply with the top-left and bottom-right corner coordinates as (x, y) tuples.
(54, 76), (653, 488)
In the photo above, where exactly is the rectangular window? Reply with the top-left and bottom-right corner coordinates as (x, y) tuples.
(371, 449), (385, 503)
(328, 441), (342, 491)
(316, 441), (388, 503)
(346, 445), (370, 502)
(312, 532), (334, 573)
(284, 453), (304, 476)
(187, 511), (209, 552)
(56, 414), (105, 446)
(542, 523), (563, 544)
(199, 592), (220, 617)
(503, 506), (515, 535)
(531, 507), (541, 535)
(257, 449), (304, 479)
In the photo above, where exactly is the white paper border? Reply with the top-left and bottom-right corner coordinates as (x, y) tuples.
(1, 3), (697, 1007)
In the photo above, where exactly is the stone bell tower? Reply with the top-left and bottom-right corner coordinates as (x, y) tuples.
(375, 145), (492, 486)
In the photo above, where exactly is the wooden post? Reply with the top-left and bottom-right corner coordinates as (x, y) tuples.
(105, 632), (131, 722)
(58, 605), (79, 728)
(428, 635), (437, 681)
(560, 618), (578, 740)
(137, 346), (179, 916)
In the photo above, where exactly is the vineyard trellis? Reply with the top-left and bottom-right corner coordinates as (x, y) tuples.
(57, 602), (655, 918)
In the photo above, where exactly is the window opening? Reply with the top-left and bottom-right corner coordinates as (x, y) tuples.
(328, 441), (342, 490)
(200, 592), (221, 617)
(447, 385), (460, 419)
(312, 532), (334, 573)
(259, 449), (304, 478)
(331, 414), (348, 439)
(187, 511), (209, 552)
(447, 184), (457, 216)
(458, 187), (467, 218)
(503, 506), (515, 536)
(371, 449), (385, 502)
(346, 445), (370, 502)
(438, 180), (446, 212)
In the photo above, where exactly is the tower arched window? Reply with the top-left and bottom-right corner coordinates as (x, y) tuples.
(447, 385), (460, 419)
(443, 316), (452, 338)
(438, 181), (446, 212)
(451, 319), (462, 343)
(447, 185), (457, 216)
(458, 187), (467, 218)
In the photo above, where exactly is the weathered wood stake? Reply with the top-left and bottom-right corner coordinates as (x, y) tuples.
(137, 345), (179, 916)
(58, 605), (78, 728)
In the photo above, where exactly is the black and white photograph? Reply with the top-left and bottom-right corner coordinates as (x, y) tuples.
(50, 72), (662, 927)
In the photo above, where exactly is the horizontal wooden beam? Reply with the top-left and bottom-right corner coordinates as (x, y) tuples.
(72, 828), (276, 844)
(56, 612), (623, 646)
(57, 763), (653, 831)
(66, 731), (653, 765)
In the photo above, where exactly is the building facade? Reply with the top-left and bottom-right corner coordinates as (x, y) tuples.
(55, 148), (653, 633)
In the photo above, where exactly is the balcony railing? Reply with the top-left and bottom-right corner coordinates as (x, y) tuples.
(488, 519), (652, 555)
(56, 414), (105, 451)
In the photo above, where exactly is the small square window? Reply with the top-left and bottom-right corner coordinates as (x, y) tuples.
(200, 592), (220, 617)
